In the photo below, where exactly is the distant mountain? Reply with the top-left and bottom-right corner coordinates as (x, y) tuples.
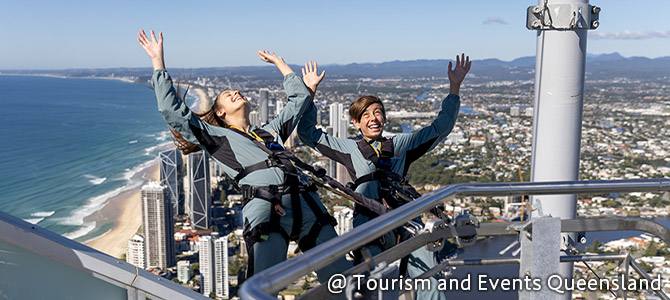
(2, 53), (668, 82)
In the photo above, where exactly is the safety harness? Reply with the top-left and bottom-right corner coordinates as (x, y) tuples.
(348, 138), (449, 274)
(348, 138), (422, 217)
(228, 127), (390, 276)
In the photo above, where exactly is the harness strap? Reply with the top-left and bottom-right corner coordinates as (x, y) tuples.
(297, 191), (338, 251)
(234, 159), (274, 183)
(243, 219), (290, 276)
(240, 185), (281, 206)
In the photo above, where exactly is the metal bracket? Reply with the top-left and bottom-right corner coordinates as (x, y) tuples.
(453, 213), (480, 247)
(423, 218), (447, 252)
(527, 3), (600, 30)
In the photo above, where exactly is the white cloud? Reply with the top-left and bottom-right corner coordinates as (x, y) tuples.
(590, 30), (670, 40)
(483, 17), (507, 25)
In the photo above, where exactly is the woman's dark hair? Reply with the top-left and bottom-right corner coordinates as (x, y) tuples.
(170, 83), (226, 155)
(349, 95), (386, 122)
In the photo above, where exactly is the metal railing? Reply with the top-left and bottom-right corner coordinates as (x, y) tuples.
(0, 210), (209, 300)
(240, 178), (670, 299)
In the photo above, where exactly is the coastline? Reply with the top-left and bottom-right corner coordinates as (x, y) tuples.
(85, 163), (160, 258)
(0, 73), (137, 84)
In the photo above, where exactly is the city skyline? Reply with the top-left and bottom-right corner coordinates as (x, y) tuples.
(1, 0), (668, 70)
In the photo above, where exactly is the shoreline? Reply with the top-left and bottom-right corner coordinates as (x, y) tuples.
(0, 73), (137, 84)
(85, 163), (160, 258)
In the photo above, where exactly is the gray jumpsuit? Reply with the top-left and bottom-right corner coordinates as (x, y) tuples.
(298, 94), (460, 300)
(152, 69), (349, 283)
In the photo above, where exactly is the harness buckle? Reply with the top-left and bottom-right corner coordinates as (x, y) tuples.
(241, 185), (256, 201)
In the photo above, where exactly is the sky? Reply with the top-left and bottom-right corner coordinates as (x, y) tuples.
(0, 0), (668, 70)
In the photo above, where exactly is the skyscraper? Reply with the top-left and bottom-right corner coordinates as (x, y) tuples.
(199, 233), (229, 298)
(329, 103), (343, 138)
(275, 98), (285, 116)
(214, 236), (229, 299)
(187, 151), (211, 229)
(259, 88), (270, 124)
(141, 181), (175, 271)
(249, 111), (261, 127)
(333, 206), (354, 236)
(329, 102), (353, 183)
(199, 235), (214, 296)
(159, 148), (184, 217)
(126, 234), (145, 269)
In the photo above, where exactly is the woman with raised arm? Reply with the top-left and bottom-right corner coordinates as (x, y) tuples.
(299, 54), (471, 300)
(137, 30), (349, 282)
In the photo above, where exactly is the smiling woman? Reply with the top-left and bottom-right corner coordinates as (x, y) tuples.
(137, 29), (351, 284)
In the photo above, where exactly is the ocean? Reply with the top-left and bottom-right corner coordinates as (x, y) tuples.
(0, 75), (193, 242)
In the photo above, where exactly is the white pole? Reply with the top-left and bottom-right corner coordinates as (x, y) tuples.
(529, 0), (590, 298)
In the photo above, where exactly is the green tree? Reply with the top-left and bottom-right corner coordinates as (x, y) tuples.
(645, 241), (658, 256)
(209, 291), (217, 299)
(586, 238), (603, 253)
(191, 262), (200, 276)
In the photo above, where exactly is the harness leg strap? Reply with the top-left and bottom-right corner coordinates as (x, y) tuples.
(297, 192), (337, 251)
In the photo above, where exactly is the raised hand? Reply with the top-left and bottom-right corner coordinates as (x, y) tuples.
(137, 29), (165, 70)
(448, 53), (471, 95)
(257, 50), (293, 76)
(257, 50), (284, 65)
(301, 61), (325, 96)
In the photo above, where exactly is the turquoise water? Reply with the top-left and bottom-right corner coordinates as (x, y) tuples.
(0, 75), (185, 241)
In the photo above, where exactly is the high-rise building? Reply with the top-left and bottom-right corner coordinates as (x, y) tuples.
(249, 111), (261, 127)
(159, 149), (184, 217)
(275, 98), (285, 116)
(329, 103), (342, 137)
(259, 88), (270, 124)
(214, 236), (229, 299)
(126, 234), (145, 269)
(333, 206), (354, 235)
(199, 235), (214, 296)
(177, 260), (190, 284)
(329, 103), (353, 183)
(199, 233), (228, 298)
(187, 151), (211, 229)
(141, 181), (175, 271)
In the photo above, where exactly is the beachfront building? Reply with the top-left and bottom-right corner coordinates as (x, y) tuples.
(126, 234), (145, 269)
(141, 181), (176, 271)
(187, 151), (211, 230)
(160, 148), (184, 217)
(199, 233), (229, 298)
(177, 260), (191, 284)
(333, 206), (354, 235)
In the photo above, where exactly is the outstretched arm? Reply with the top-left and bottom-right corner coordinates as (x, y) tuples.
(258, 50), (294, 76)
(137, 29), (165, 71)
(137, 29), (218, 151)
(302, 61), (326, 97)
(394, 53), (471, 169)
(261, 54), (314, 143)
(447, 53), (471, 95)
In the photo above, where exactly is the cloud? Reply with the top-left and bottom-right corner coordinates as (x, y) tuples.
(483, 17), (507, 25)
(590, 30), (670, 40)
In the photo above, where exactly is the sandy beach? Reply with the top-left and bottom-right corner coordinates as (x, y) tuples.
(85, 164), (160, 258)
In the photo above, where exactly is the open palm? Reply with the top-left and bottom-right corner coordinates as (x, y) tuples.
(448, 53), (471, 86)
(302, 61), (325, 94)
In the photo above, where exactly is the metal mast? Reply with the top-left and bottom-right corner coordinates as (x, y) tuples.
(527, 0), (600, 298)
